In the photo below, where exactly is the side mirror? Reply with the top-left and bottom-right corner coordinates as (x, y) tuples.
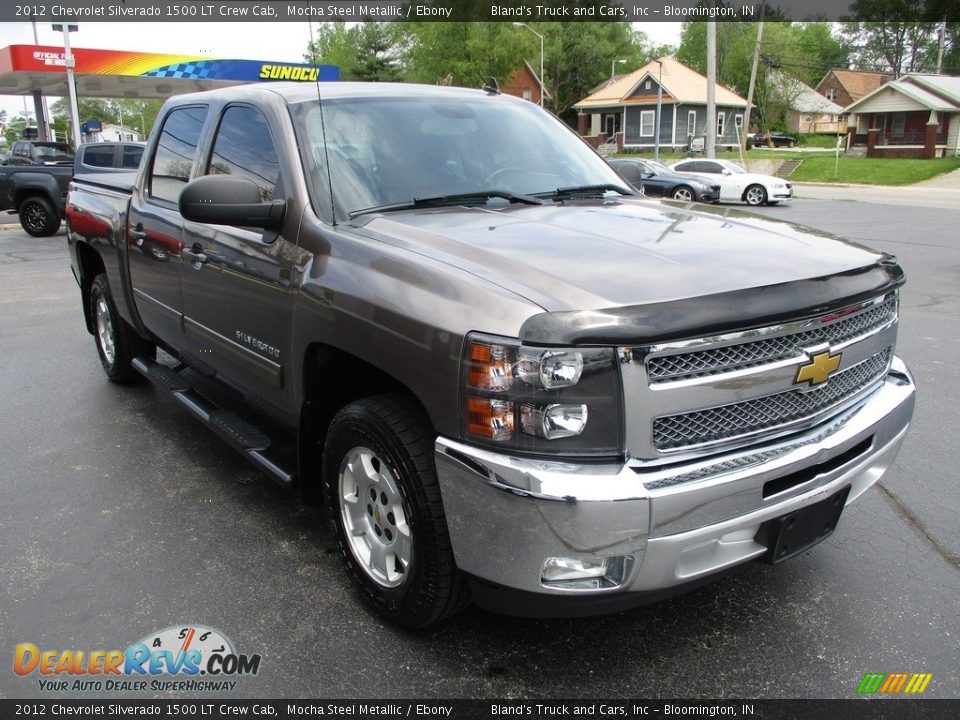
(179, 175), (285, 230)
(641, 172), (654, 179)
(721, 168), (732, 175)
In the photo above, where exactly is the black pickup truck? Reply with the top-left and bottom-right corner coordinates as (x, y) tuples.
(66, 83), (915, 627)
(0, 141), (143, 236)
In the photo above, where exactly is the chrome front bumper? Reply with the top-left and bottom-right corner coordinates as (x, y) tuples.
(435, 357), (914, 611)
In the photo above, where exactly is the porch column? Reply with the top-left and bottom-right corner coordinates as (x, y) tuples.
(577, 112), (589, 136)
(923, 122), (938, 159)
(866, 128), (880, 158)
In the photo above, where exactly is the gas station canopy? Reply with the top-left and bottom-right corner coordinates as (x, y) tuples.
(0, 43), (339, 100)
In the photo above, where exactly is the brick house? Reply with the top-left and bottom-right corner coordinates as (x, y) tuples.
(502, 61), (549, 106)
(844, 74), (960, 158)
(815, 69), (890, 109)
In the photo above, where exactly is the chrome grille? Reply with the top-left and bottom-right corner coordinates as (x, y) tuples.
(647, 297), (896, 382)
(652, 349), (891, 451)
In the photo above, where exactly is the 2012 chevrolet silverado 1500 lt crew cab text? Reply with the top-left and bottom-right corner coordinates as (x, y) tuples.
(66, 83), (915, 628)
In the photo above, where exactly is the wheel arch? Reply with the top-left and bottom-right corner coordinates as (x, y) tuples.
(298, 342), (433, 505)
(75, 241), (106, 335)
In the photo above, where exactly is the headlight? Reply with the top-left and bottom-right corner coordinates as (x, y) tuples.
(462, 334), (623, 457)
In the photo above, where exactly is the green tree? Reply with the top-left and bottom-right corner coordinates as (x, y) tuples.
(401, 22), (529, 89)
(305, 21), (404, 81)
(840, 0), (947, 75)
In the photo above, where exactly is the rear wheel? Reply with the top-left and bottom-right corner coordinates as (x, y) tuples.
(671, 186), (695, 201)
(744, 184), (767, 206)
(323, 394), (469, 628)
(19, 196), (61, 237)
(90, 274), (154, 383)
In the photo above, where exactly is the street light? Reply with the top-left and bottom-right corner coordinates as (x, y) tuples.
(654, 59), (663, 161)
(610, 58), (626, 85)
(53, 23), (82, 148)
(513, 22), (544, 108)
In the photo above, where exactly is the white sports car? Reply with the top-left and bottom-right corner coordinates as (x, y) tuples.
(668, 158), (793, 206)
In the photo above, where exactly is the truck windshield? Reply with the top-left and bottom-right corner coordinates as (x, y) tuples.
(34, 143), (74, 162)
(293, 93), (628, 220)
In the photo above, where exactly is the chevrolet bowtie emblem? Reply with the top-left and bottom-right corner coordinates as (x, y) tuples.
(795, 351), (842, 386)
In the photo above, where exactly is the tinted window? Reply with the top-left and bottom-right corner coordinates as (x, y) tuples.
(150, 106), (208, 204)
(207, 106), (279, 201)
(701, 162), (722, 173)
(674, 162), (695, 172)
(83, 147), (114, 168)
(123, 146), (144, 169)
(615, 162), (642, 184)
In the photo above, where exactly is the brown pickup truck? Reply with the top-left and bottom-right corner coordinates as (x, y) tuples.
(66, 82), (915, 627)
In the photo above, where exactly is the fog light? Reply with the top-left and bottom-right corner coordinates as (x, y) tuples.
(541, 556), (630, 590)
(520, 403), (588, 439)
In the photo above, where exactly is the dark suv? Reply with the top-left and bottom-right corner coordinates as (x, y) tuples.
(5, 140), (74, 166)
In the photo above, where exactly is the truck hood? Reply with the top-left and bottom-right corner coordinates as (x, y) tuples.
(354, 198), (901, 342)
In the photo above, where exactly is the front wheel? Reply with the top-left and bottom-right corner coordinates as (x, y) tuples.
(671, 186), (695, 201)
(19, 196), (61, 237)
(323, 394), (469, 628)
(744, 184), (768, 206)
(90, 274), (154, 383)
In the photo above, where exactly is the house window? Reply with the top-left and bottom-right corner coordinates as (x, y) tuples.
(735, 114), (743, 128)
(640, 110), (655, 137)
(522, 89), (532, 101)
(891, 112), (905, 135)
(716, 112), (725, 138)
(856, 114), (868, 134)
(825, 88), (838, 101)
(687, 110), (697, 137)
(645, 80), (651, 90)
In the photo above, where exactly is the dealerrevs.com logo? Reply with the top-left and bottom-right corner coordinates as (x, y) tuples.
(857, 672), (934, 694)
(14, 625), (261, 692)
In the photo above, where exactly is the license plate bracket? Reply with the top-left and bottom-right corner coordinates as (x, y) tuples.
(756, 486), (850, 564)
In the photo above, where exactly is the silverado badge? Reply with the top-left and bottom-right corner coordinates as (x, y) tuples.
(795, 351), (842, 386)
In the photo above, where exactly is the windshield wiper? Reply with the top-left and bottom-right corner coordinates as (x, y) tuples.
(539, 184), (637, 200)
(348, 190), (544, 218)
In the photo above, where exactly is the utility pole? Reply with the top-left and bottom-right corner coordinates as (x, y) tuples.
(743, 6), (766, 160)
(706, 21), (716, 158)
(937, 19), (946, 74)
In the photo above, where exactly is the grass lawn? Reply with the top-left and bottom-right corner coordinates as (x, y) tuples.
(789, 155), (960, 185)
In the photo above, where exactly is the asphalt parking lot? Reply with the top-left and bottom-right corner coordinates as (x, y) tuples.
(1, 190), (958, 700)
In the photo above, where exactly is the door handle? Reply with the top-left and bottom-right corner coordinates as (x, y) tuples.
(129, 223), (147, 241)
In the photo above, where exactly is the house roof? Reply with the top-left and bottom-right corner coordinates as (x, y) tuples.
(769, 71), (844, 114)
(907, 74), (960, 104)
(573, 56), (747, 111)
(514, 59), (552, 100)
(844, 74), (960, 114)
(816, 69), (889, 100)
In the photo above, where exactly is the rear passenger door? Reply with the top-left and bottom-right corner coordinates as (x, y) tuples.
(179, 104), (297, 410)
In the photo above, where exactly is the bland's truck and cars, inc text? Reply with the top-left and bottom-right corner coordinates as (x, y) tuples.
(66, 82), (915, 627)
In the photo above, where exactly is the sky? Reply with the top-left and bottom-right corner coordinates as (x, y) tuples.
(0, 21), (683, 127)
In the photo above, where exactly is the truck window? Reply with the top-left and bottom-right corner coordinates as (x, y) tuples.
(83, 147), (114, 168)
(149, 106), (208, 204)
(122, 146), (144, 169)
(206, 105), (279, 201)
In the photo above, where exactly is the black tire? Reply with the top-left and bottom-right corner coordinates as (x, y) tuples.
(323, 394), (469, 628)
(744, 184), (768, 206)
(19, 195), (61, 237)
(89, 274), (155, 383)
